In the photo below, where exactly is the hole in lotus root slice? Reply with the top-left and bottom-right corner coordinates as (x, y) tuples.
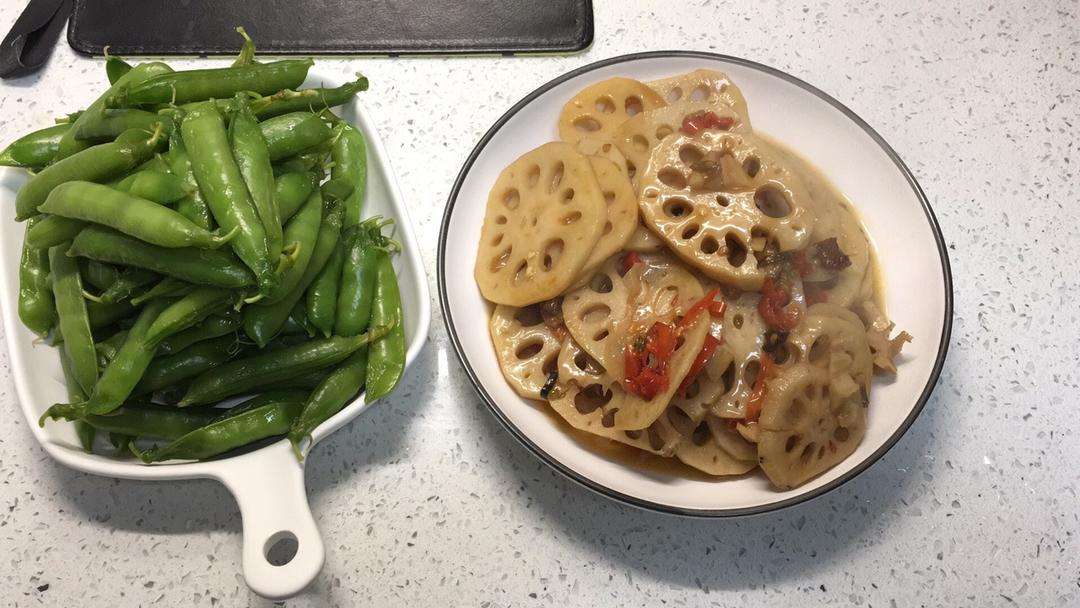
(658, 167), (688, 189)
(613, 99), (745, 194)
(558, 78), (667, 145)
(743, 155), (762, 178)
(475, 142), (607, 306)
(489, 305), (567, 399)
(679, 144), (705, 166)
(645, 69), (752, 128)
(757, 363), (867, 489)
(636, 130), (816, 289)
(664, 198), (693, 219)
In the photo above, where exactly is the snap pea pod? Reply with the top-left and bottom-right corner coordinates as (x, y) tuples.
(144, 287), (236, 344)
(230, 95), (281, 260)
(97, 268), (157, 304)
(155, 311), (241, 356)
(38, 182), (236, 249)
(18, 218), (55, 337)
(130, 277), (192, 306)
(111, 170), (189, 204)
(27, 172), (190, 250)
(166, 123), (213, 230)
(111, 59), (313, 107)
(336, 222), (381, 336)
(261, 369), (330, 391)
(260, 112), (332, 161)
(133, 335), (242, 395)
(95, 329), (128, 368)
(366, 250), (406, 401)
(105, 55), (132, 85)
(331, 122), (368, 227)
(134, 394), (306, 462)
(274, 172), (315, 222)
(178, 328), (386, 407)
(15, 127), (166, 220)
(134, 154), (174, 174)
(306, 237), (344, 337)
(74, 109), (171, 142)
(87, 299), (135, 331)
(0, 123), (70, 169)
(211, 389), (309, 423)
(244, 200), (343, 347)
(49, 244), (98, 395)
(264, 189), (322, 303)
(253, 75), (369, 119)
(69, 226), (255, 289)
(85, 405), (217, 441)
(288, 347), (368, 457)
(42, 299), (172, 422)
(80, 260), (118, 291)
(289, 300), (316, 337)
(59, 347), (96, 452)
(181, 102), (275, 293)
(273, 147), (330, 175)
(55, 61), (172, 160)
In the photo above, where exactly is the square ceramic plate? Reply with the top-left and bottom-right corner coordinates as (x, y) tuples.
(438, 52), (951, 516)
(0, 72), (431, 598)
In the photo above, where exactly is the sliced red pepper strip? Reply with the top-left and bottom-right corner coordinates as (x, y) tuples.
(758, 278), (801, 331)
(623, 321), (677, 399)
(678, 333), (721, 396)
(708, 299), (727, 318)
(680, 112), (736, 136)
(621, 251), (642, 274)
(678, 287), (721, 333)
(743, 354), (774, 422)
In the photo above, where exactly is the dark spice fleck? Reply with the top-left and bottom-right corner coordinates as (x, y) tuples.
(813, 237), (852, 270)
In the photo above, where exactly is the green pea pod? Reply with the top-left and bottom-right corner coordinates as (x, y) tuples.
(130, 277), (193, 306)
(42, 298), (172, 422)
(166, 120), (213, 230)
(289, 299), (316, 337)
(331, 122), (368, 227)
(145, 287), (237, 345)
(243, 200), (343, 347)
(365, 251), (406, 401)
(0, 123), (70, 169)
(134, 394), (306, 462)
(232, 26), (257, 67)
(211, 389), (309, 423)
(181, 102), (275, 293)
(80, 260), (118, 291)
(155, 311), (241, 356)
(50, 244), (98, 395)
(18, 218), (55, 337)
(95, 329), (128, 368)
(133, 334), (242, 395)
(134, 153), (174, 174)
(260, 112), (332, 161)
(56, 61), (173, 160)
(15, 127), (166, 220)
(86, 299), (136, 331)
(265, 189), (322, 303)
(106, 55), (133, 84)
(274, 172), (315, 223)
(74, 109), (171, 142)
(68, 226), (255, 289)
(335, 224), (379, 336)
(98, 268), (157, 304)
(252, 75), (368, 120)
(111, 170), (190, 204)
(229, 95), (281, 260)
(59, 347), (95, 452)
(85, 406), (217, 441)
(289, 347), (367, 457)
(38, 182), (236, 249)
(111, 59), (313, 107)
(261, 369), (330, 392)
(306, 237), (344, 337)
(273, 147), (329, 176)
(179, 328), (386, 407)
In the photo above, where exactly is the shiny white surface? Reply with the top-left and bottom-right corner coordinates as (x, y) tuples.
(0, 1), (1076, 606)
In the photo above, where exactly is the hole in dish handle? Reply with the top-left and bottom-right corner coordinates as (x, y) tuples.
(214, 441), (325, 600)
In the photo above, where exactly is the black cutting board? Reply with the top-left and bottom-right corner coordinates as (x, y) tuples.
(68, 0), (593, 56)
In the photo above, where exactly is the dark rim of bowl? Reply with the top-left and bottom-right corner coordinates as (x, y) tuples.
(437, 50), (953, 518)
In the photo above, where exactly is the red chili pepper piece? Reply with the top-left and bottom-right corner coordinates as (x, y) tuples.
(680, 112), (736, 136)
(621, 251), (642, 274)
(623, 322), (677, 399)
(789, 251), (813, 277)
(744, 354), (774, 422)
(678, 287), (721, 333)
(708, 299), (727, 318)
(758, 278), (801, 331)
(678, 333), (721, 396)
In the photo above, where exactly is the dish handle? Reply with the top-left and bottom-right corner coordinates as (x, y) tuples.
(213, 440), (325, 600)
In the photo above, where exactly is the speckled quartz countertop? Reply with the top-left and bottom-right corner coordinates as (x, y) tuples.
(0, 1), (1077, 606)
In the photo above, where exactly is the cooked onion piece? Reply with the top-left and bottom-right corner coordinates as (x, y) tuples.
(558, 78), (666, 144)
(639, 130), (816, 289)
(475, 142), (606, 306)
(757, 363), (867, 489)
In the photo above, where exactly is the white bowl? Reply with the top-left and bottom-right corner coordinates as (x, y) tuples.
(438, 51), (951, 516)
(0, 73), (431, 598)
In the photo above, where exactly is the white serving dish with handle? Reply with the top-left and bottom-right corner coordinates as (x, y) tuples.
(0, 73), (431, 599)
